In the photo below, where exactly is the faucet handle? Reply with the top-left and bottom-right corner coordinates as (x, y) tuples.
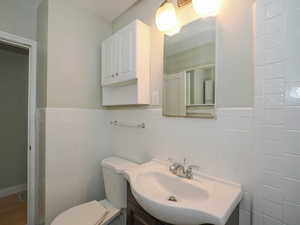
(186, 165), (200, 179)
(168, 158), (182, 174)
(187, 165), (200, 171)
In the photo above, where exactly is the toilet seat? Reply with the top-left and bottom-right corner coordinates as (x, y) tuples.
(51, 200), (121, 225)
(98, 200), (121, 225)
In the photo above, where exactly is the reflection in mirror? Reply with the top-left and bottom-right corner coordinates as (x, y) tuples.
(163, 18), (216, 118)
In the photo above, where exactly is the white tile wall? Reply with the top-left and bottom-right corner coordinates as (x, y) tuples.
(286, 131), (300, 155)
(264, 62), (285, 79)
(263, 215), (283, 225)
(254, 1), (300, 225)
(260, 171), (282, 189)
(281, 178), (300, 204)
(107, 108), (255, 224)
(283, 202), (300, 225)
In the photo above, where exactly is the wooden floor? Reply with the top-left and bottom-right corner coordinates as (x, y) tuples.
(0, 194), (27, 225)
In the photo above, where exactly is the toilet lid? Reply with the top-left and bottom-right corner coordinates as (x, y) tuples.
(51, 201), (108, 225)
(101, 157), (138, 173)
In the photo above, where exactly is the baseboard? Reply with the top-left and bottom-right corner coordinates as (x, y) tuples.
(0, 184), (27, 198)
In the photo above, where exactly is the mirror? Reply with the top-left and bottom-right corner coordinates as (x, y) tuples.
(163, 18), (216, 118)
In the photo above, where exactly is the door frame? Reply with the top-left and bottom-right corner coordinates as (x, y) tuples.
(0, 30), (37, 225)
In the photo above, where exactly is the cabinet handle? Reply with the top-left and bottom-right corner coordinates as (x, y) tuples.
(112, 74), (114, 78)
(116, 73), (119, 76)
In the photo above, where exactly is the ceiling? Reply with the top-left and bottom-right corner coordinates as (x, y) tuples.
(69, 0), (139, 21)
(31, 0), (139, 22)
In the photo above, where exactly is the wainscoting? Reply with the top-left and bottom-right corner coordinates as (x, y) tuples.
(108, 107), (254, 225)
(38, 108), (112, 225)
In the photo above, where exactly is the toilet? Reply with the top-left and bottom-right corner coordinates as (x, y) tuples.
(51, 157), (137, 225)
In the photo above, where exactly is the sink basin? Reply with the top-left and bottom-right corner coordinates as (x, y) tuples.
(123, 160), (242, 225)
(136, 171), (209, 204)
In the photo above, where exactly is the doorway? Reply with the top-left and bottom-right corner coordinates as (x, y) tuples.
(0, 42), (29, 225)
(0, 31), (37, 225)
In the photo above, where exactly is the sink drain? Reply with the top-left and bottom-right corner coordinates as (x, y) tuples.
(168, 196), (177, 202)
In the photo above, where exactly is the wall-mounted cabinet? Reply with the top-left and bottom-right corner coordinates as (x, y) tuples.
(102, 20), (150, 106)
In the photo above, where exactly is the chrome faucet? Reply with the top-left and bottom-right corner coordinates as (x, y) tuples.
(168, 158), (200, 179)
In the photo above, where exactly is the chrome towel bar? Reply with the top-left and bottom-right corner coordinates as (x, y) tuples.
(110, 120), (146, 129)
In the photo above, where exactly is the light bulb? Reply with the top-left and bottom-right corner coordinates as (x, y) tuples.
(290, 87), (300, 99)
(165, 24), (181, 36)
(192, 0), (223, 18)
(156, 1), (181, 36)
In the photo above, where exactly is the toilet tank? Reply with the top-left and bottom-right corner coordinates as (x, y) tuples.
(101, 157), (137, 209)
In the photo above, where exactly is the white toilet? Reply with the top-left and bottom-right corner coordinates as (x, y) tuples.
(51, 157), (137, 225)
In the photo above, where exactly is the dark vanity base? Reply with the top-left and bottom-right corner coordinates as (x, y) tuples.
(127, 183), (239, 225)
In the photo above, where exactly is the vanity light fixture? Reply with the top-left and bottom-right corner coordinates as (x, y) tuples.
(156, 0), (222, 35)
(192, 0), (223, 18)
(177, 0), (192, 7)
(155, 0), (181, 36)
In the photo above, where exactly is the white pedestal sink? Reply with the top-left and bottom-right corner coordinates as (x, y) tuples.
(123, 159), (242, 225)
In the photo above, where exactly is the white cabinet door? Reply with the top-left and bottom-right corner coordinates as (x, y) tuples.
(118, 25), (135, 82)
(102, 20), (150, 89)
(102, 38), (113, 85)
(103, 33), (125, 85)
(102, 35), (122, 85)
(101, 39), (109, 78)
(112, 34), (120, 78)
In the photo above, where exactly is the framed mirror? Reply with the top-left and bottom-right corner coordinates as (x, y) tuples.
(163, 18), (216, 118)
